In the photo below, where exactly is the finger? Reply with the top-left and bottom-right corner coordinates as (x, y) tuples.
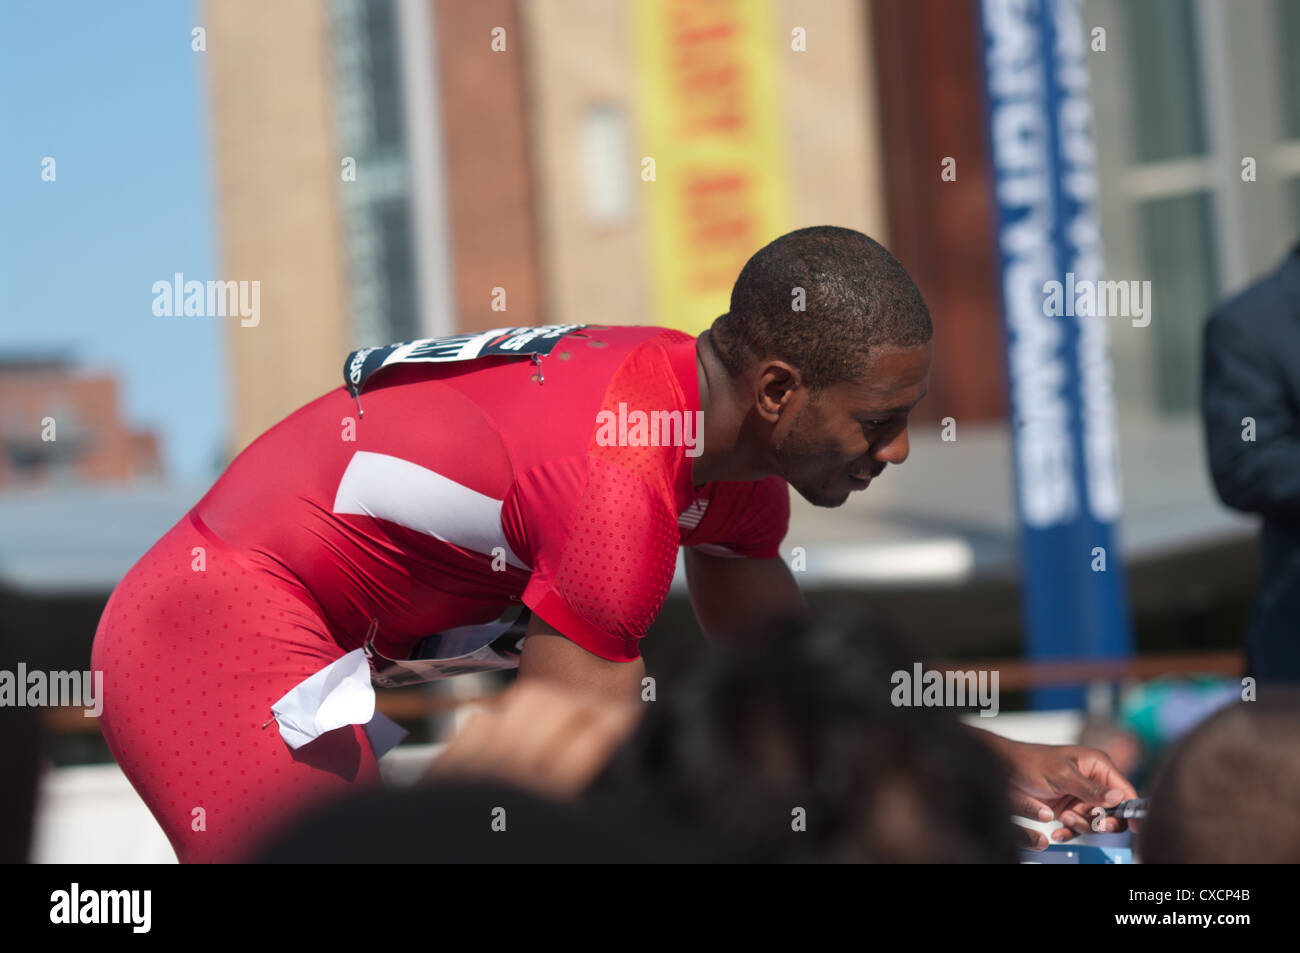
(1054, 755), (1126, 807)
(1066, 776), (1120, 807)
(1050, 824), (1078, 843)
(1084, 806), (1124, 834)
(1014, 823), (1050, 851)
(1010, 793), (1056, 824)
(1097, 814), (1139, 835)
(1073, 749), (1139, 803)
(1057, 809), (1093, 837)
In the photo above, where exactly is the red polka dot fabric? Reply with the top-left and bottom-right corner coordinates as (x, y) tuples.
(551, 455), (681, 643)
(516, 337), (697, 660)
(91, 513), (381, 863)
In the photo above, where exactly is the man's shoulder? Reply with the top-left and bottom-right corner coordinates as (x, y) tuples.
(1210, 251), (1300, 331)
(592, 325), (696, 344)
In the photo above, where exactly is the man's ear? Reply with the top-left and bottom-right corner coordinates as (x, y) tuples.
(754, 361), (802, 422)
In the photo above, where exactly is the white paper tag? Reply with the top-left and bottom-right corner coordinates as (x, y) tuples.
(270, 649), (407, 756)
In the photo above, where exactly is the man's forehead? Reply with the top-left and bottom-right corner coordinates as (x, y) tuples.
(835, 345), (931, 402)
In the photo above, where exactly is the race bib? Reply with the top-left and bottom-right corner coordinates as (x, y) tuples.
(344, 324), (589, 395)
(362, 614), (529, 688)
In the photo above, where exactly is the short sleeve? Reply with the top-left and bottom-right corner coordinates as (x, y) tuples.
(520, 456), (678, 661)
(506, 338), (692, 662)
(688, 477), (790, 559)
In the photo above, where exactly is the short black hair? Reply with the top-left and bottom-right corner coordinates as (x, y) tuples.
(712, 226), (932, 390)
(590, 608), (1018, 863)
(1140, 692), (1300, 863)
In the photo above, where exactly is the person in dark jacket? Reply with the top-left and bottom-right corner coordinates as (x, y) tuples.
(1202, 244), (1300, 683)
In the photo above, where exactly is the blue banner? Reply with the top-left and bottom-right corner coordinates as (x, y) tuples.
(978, 0), (1133, 709)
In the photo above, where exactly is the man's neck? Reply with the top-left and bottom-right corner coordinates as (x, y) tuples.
(692, 330), (766, 487)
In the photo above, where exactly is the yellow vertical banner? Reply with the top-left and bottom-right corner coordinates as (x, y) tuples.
(635, 0), (789, 334)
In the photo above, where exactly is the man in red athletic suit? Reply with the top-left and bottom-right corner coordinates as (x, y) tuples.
(92, 226), (1135, 861)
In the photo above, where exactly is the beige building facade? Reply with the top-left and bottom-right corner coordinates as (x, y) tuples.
(204, 0), (894, 455)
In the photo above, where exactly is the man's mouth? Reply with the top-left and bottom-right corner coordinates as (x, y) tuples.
(848, 471), (872, 488)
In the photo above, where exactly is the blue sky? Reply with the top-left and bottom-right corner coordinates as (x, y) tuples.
(0, 0), (224, 481)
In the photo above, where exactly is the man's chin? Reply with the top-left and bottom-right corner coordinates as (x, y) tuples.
(793, 484), (852, 508)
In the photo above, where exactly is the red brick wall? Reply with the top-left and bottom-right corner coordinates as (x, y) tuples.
(434, 0), (544, 332)
(870, 0), (1006, 424)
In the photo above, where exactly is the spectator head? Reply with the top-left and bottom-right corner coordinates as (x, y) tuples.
(254, 781), (716, 863)
(593, 609), (1019, 863)
(1141, 691), (1300, 863)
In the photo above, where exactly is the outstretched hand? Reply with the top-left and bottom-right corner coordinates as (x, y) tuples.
(995, 739), (1140, 850)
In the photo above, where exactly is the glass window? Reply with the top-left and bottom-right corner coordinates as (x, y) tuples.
(364, 0), (406, 151)
(376, 198), (418, 342)
(581, 105), (633, 226)
(1278, 0), (1300, 139)
(331, 0), (418, 344)
(1137, 192), (1219, 413)
(1122, 0), (1207, 162)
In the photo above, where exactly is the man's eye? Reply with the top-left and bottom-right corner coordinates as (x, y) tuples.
(864, 419), (890, 428)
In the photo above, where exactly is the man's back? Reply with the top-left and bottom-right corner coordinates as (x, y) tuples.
(191, 324), (788, 660)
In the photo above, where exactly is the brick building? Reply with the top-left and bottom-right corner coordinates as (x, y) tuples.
(0, 355), (161, 487)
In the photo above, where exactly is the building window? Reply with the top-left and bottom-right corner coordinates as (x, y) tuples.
(1137, 191), (1217, 412)
(1277, 0), (1300, 140)
(1124, 0), (1207, 163)
(581, 105), (633, 227)
(1089, 0), (1300, 415)
(1276, 0), (1300, 231)
(330, 0), (419, 345)
(363, 0), (405, 150)
(376, 197), (418, 342)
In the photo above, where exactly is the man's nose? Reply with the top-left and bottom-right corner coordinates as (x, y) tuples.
(872, 424), (910, 466)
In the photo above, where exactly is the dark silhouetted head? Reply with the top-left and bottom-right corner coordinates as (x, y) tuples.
(1140, 691), (1300, 863)
(592, 609), (1018, 863)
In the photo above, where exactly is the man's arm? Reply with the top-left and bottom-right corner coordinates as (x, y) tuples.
(425, 678), (639, 798)
(516, 610), (646, 701)
(683, 548), (807, 646)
